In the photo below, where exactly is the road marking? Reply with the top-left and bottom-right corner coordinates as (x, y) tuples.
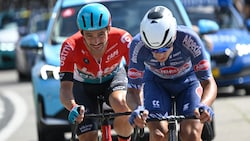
(0, 97), (4, 119)
(0, 90), (27, 141)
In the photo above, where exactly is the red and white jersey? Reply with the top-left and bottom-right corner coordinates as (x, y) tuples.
(60, 27), (132, 83)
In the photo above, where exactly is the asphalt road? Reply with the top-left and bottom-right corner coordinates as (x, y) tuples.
(0, 69), (250, 141)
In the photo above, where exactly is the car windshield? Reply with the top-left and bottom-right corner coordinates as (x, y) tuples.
(51, 0), (189, 44)
(185, 5), (243, 29)
(29, 12), (50, 33)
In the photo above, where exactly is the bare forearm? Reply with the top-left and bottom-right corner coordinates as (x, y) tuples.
(127, 88), (143, 110)
(60, 81), (76, 110)
(60, 92), (76, 110)
(200, 77), (217, 106)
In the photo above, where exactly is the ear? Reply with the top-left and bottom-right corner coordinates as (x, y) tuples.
(107, 26), (111, 32)
(80, 30), (84, 35)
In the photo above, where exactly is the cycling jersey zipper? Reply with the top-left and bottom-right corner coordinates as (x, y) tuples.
(96, 58), (103, 83)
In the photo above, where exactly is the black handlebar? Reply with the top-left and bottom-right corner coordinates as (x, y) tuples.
(84, 111), (132, 119)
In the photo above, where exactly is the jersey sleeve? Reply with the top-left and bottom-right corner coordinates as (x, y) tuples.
(182, 29), (213, 81)
(60, 39), (75, 74)
(127, 34), (146, 89)
(121, 32), (132, 65)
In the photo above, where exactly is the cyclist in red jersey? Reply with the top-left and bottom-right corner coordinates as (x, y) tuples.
(59, 3), (133, 141)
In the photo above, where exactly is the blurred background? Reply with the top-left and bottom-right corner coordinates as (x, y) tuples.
(0, 0), (56, 11)
(0, 0), (250, 141)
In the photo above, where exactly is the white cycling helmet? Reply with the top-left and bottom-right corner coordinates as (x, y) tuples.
(140, 6), (177, 49)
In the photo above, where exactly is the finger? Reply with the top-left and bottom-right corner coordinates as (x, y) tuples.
(141, 110), (148, 120)
(200, 111), (211, 123)
(76, 116), (83, 123)
(79, 106), (85, 114)
(193, 108), (200, 118)
(134, 117), (146, 128)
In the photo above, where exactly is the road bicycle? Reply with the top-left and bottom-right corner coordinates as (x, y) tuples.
(140, 95), (215, 141)
(70, 95), (146, 141)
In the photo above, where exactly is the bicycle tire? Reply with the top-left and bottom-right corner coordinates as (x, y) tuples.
(169, 129), (178, 141)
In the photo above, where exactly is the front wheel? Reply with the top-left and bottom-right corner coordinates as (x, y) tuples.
(131, 127), (149, 141)
(201, 120), (215, 141)
(169, 129), (178, 141)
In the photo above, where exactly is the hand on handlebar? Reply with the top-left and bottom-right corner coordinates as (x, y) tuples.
(195, 103), (214, 123)
(129, 106), (148, 128)
(68, 105), (85, 124)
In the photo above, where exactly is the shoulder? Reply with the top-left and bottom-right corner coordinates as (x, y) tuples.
(177, 25), (200, 39)
(130, 33), (149, 54)
(62, 31), (83, 50)
(64, 31), (82, 43)
(176, 25), (204, 57)
(130, 33), (144, 49)
(176, 25), (203, 46)
(109, 27), (132, 44)
(109, 27), (131, 36)
(130, 33), (151, 63)
(132, 33), (142, 42)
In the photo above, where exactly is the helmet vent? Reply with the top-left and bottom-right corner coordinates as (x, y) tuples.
(99, 14), (103, 26)
(147, 7), (164, 19)
(151, 20), (157, 24)
(142, 31), (151, 47)
(164, 37), (172, 47)
(81, 16), (87, 27)
(90, 13), (94, 27)
(160, 29), (170, 47)
(148, 12), (163, 19)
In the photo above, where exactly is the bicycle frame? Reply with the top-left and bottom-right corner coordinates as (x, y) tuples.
(148, 96), (197, 141)
(167, 96), (215, 141)
(168, 95), (179, 141)
(167, 95), (188, 141)
(98, 95), (112, 141)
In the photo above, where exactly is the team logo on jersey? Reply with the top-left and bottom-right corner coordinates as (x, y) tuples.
(159, 66), (179, 75)
(149, 62), (190, 76)
(83, 58), (89, 64)
(195, 85), (203, 97)
(131, 41), (144, 63)
(60, 42), (72, 66)
(106, 49), (119, 62)
(128, 68), (144, 79)
(121, 32), (132, 44)
(194, 60), (209, 71)
(182, 35), (201, 57)
(152, 100), (160, 108)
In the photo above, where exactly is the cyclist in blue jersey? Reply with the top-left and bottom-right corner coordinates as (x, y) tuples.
(127, 6), (217, 141)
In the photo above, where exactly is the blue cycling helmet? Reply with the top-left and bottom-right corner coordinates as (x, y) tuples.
(77, 3), (111, 31)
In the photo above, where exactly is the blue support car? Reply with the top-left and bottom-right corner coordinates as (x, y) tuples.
(182, 0), (250, 94)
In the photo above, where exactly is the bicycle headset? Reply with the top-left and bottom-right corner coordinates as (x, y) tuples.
(140, 6), (177, 49)
(77, 3), (111, 31)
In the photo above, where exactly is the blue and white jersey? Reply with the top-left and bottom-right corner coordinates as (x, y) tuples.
(128, 25), (213, 89)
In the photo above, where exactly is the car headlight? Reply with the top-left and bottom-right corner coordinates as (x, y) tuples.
(236, 44), (250, 56)
(0, 43), (15, 51)
(40, 64), (60, 80)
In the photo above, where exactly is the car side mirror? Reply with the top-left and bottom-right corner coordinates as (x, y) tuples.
(245, 19), (250, 31)
(198, 19), (219, 35)
(20, 33), (43, 49)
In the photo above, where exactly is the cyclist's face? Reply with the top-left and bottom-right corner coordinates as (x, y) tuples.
(152, 46), (173, 62)
(82, 27), (109, 52)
